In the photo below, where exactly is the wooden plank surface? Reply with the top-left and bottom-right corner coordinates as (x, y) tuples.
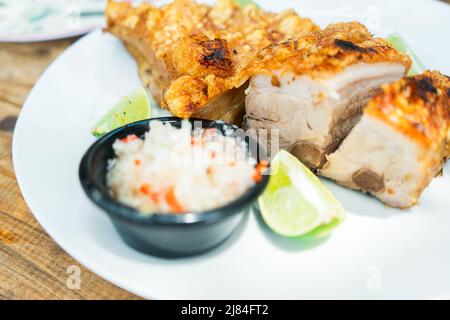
(0, 39), (140, 300)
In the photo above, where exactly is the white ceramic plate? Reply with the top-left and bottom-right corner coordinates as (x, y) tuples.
(13, 0), (450, 299)
(0, 0), (105, 42)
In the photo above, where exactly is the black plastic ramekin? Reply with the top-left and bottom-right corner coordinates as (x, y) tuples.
(79, 117), (269, 258)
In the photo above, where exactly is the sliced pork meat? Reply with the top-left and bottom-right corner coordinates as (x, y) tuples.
(244, 22), (411, 169)
(320, 71), (450, 208)
(106, 0), (318, 125)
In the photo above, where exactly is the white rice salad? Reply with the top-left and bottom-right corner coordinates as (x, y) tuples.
(107, 120), (267, 214)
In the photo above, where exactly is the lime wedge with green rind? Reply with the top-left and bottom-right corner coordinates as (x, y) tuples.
(386, 33), (425, 76)
(258, 150), (345, 238)
(234, 0), (260, 8)
(91, 86), (151, 138)
(299, 216), (342, 240)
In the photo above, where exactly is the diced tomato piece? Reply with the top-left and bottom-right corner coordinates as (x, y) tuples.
(252, 160), (269, 182)
(120, 134), (139, 143)
(140, 184), (159, 202)
(140, 184), (150, 194)
(258, 160), (269, 167)
(252, 172), (263, 182)
(202, 128), (217, 138)
(165, 187), (184, 213)
(190, 137), (203, 146)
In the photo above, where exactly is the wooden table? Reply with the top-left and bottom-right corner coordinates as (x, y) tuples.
(0, 39), (139, 299)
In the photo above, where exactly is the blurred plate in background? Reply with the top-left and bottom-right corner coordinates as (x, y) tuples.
(0, 0), (105, 42)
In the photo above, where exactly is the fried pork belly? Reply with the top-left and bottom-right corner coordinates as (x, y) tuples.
(106, 0), (318, 124)
(244, 22), (411, 169)
(320, 71), (450, 208)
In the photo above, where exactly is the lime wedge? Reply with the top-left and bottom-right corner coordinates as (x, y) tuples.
(258, 150), (345, 238)
(234, 0), (260, 8)
(386, 33), (425, 76)
(91, 87), (151, 138)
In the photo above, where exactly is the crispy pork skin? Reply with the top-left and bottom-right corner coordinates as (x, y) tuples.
(244, 22), (411, 169)
(106, 0), (317, 124)
(320, 71), (450, 208)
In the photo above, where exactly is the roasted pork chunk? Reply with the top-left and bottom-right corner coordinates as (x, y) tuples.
(106, 0), (318, 124)
(244, 22), (411, 169)
(320, 71), (450, 208)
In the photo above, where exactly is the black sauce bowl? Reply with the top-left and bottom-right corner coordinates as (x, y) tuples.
(79, 117), (269, 258)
